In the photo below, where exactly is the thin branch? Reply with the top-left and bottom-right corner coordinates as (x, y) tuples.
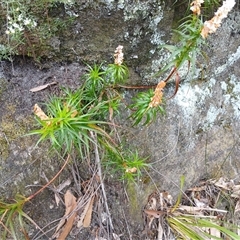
(90, 131), (114, 231)
(121, 206), (132, 240)
(27, 154), (70, 200)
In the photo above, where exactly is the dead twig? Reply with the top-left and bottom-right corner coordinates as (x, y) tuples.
(90, 131), (114, 231)
(121, 206), (132, 240)
(27, 154), (70, 201)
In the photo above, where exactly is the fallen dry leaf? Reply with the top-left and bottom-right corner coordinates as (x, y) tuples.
(112, 233), (121, 240)
(33, 104), (50, 125)
(54, 179), (71, 206)
(77, 195), (95, 228)
(144, 209), (165, 218)
(83, 195), (95, 227)
(30, 81), (57, 92)
(125, 167), (137, 173)
(52, 190), (77, 240)
(234, 199), (240, 214)
(211, 177), (234, 190)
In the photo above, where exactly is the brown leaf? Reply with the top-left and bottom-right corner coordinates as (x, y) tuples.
(112, 233), (121, 240)
(144, 209), (165, 218)
(109, 106), (113, 121)
(33, 104), (50, 125)
(234, 199), (240, 214)
(54, 179), (71, 206)
(125, 167), (137, 173)
(168, 70), (180, 99)
(52, 190), (77, 240)
(30, 81), (57, 92)
(83, 195), (95, 227)
(77, 195), (94, 228)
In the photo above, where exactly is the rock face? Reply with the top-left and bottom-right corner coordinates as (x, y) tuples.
(0, 0), (240, 238)
(139, 10), (240, 195)
(61, 0), (174, 81)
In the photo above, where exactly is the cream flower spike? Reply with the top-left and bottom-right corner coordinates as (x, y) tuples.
(190, 0), (204, 15)
(201, 0), (236, 38)
(114, 45), (124, 65)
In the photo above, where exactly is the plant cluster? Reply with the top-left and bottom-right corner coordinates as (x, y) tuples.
(103, 146), (150, 182)
(30, 45), (150, 182)
(32, 47), (148, 179)
(0, 195), (30, 240)
(0, 0), (75, 61)
(0, 46), (128, 239)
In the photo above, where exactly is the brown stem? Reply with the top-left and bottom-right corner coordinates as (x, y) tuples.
(164, 67), (177, 83)
(27, 154), (70, 201)
(116, 67), (177, 90)
(116, 84), (156, 89)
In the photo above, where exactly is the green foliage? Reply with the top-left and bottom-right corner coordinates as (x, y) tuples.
(203, 0), (220, 7)
(30, 88), (111, 155)
(2, 1), (237, 236)
(122, 151), (149, 182)
(0, 44), (16, 60)
(96, 90), (122, 120)
(130, 89), (165, 126)
(129, 3), (208, 126)
(82, 61), (129, 120)
(106, 63), (129, 84)
(160, 14), (204, 75)
(0, 195), (31, 240)
(103, 146), (149, 182)
(201, 0), (220, 16)
(167, 215), (240, 240)
(30, 59), (150, 183)
(0, 0), (76, 60)
(83, 63), (106, 99)
(30, 58), (130, 156)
